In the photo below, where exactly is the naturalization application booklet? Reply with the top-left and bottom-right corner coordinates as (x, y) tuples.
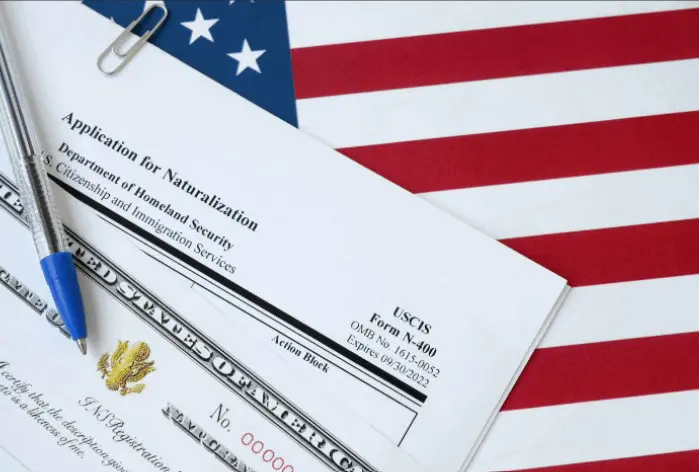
(2, 2), (569, 471)
(0, 170), (428, 472)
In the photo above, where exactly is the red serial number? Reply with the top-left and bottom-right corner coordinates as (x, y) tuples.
(241, 432), (295, 472)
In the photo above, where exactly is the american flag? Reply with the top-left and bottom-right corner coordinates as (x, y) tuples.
(83, 1), (699, 470)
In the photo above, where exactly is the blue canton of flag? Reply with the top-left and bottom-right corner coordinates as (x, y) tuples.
(83, 0), (298, 127)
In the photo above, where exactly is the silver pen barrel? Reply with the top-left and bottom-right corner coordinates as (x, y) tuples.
(0, 16), (66, 258)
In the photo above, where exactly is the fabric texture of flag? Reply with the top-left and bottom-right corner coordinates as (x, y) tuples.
(84, 1), (699, 470)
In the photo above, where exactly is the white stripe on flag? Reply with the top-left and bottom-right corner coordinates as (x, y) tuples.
(471, 390), (699, 471)
(297, 59), (699, 148)
(421, 164), (699, 239)
(286, 1), (699, 48)
(541, 275), (699, 348)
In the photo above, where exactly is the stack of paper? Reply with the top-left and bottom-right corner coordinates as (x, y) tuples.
(0, 446), (29, 472)
(0, 2), (569, 472)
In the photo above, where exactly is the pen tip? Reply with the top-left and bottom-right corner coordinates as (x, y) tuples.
(76, 338), (87, 356)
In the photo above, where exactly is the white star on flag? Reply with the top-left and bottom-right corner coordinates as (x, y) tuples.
(181, 8), (219, 45)
(228, 39), (266, 76)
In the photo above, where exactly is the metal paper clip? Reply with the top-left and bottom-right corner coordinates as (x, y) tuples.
(97, 3), (168, 76)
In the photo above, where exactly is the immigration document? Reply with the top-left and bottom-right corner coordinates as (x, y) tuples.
(0, 446), (28, 472)
(1, 2), (569, 471)
(0, 171), (427, 472)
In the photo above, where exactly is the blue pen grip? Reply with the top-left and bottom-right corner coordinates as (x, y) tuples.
(40, 252), (87, 340)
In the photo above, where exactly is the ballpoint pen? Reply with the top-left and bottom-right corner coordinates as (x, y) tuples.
(0, 12), (89, 354)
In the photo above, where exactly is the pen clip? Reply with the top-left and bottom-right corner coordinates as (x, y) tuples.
(96, 3), (168, 76)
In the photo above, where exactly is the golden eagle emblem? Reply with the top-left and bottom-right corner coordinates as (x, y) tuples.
(97, 340), (156, 396)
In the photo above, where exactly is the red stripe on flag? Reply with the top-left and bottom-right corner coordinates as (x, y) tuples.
(502, 219), (699, 287)
(502, 331), (699, 410)
(339, 112), (699, 192)
(506, 449), (699, 471)
(292, 9), (699, 99)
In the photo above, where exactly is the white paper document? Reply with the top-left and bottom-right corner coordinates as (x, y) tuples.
(1, 2), (569, 471)
(0, 171), (428, 472)
(0, 445), (29, 472)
